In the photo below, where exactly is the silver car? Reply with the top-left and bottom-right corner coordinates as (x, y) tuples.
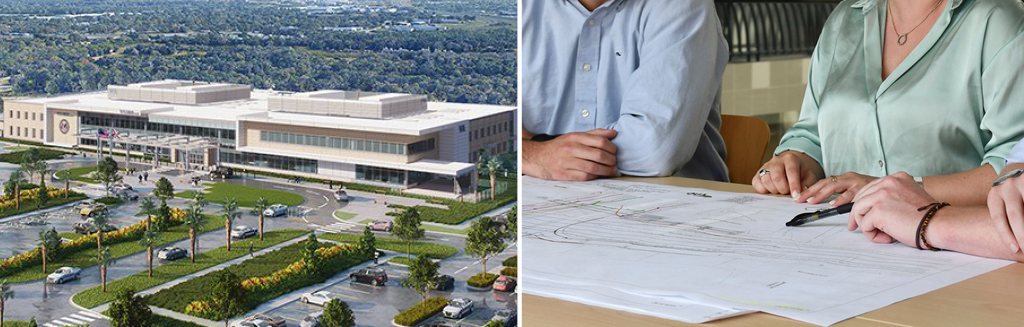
(300, 312), (322, 327)
(231, 225), (257, 239)
(492, 309), (517, 327)
(443, 298), (474, 319)
(47, 267), (82, 284)
(263, 204), (288, 217)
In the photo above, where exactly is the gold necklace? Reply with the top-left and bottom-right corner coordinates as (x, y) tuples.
(887, 0), (944, 46)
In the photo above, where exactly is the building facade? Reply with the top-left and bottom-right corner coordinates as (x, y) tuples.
(3, 80), (517, 199)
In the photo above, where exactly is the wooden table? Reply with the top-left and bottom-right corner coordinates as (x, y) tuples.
(523, 176), (1024, 327)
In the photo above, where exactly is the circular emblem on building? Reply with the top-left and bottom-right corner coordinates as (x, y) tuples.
(59, 119), (70, 135)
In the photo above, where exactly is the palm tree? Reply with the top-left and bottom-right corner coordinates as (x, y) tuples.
(56, 170), (71, 197)
(96, 247), (115, 292)
(221, 198), (240, 251)
(36, 228), (59, 273)
(138, 228), (162, 277)
(7, 170), (24, 210)
(184, 204), (207, 263)
(35, 163), (50, 190)
(0, 279), (13, 327)
(136, 197), (158, 230)
(477, 155), (502, 201)
(191, 192), (208, 208)
(92, 211), (112, 260)
(252, 196), (270, 241)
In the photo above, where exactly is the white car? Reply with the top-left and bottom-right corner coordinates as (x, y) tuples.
(300, 290), (340, 306)
(47, 267), (82, 284)
(443, 298), (475, 319)
(231, 225), (257, 239)
(300, 311), (322, 327)
(263, 204), (288, 217)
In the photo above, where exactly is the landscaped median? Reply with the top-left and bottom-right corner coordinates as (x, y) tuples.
(144, 235), (368, 321)
(386, 176), (517, 225)
(0, 187), (86, 219)
(467, 272), (499, 289)
(393, 297), (450, 327)
(72, 230), (308, 308)
(319, 233), (459, 260)
(0, 206), (204, 283)
(175, 182), (305, 207)
(501, 255), (517, 277)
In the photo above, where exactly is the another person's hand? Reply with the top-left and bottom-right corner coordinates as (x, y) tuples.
(796, 172), (878, 206)
(849, 172), (934, 246)
(987, 171), (1024, 254)
(752, 151), (823, 198)
(523, 129), (618, 181)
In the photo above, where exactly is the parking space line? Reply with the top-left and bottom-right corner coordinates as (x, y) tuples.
(337, 286), (371, 295)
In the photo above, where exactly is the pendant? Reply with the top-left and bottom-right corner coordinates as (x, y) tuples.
(897, 33), (908, 45)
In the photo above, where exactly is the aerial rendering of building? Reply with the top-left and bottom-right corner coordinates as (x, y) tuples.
(2, 80), (516, 199)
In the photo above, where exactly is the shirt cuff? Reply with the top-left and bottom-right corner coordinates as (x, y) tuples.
(983, 155), (1007, 174)
(774, 138), (824, 168)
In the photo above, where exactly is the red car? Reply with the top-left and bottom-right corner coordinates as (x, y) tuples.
(493, 276), (517, 292)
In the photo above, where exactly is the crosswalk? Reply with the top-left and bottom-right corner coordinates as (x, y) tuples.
(44, 310), (106, 327)
(316, 221), (360, 234)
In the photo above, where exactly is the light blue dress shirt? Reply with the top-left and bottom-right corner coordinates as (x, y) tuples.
(1008, 139), (1024, 165)
(522, 0), (730, 181)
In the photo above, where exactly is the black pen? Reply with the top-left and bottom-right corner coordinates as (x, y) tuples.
(785, 203), (854, 227)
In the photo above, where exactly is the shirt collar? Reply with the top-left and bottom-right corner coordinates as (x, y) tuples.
(853, 0), (964, 13)
(565, 0), (628, 12)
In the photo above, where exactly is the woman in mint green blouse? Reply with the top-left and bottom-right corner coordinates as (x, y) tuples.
(753, 0), (1024, 207)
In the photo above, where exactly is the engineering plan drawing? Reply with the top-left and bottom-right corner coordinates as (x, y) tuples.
(521, 177), (1013, 326)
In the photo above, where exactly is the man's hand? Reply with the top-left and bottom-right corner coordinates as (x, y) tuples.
(752, 151), (823, 198)
(523, 129), (618, 181)
(849, 172), (935, 247)
(988, 169), (1024, 254)
(797, 172), (878, 206)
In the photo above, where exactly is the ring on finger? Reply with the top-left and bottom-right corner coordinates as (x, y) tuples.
(831, 176), (838, 183)
(759, 169), (770, 177)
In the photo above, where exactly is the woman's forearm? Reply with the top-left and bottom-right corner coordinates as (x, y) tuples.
(923, 165), (997, 206)
(928, 206), (1024, 262)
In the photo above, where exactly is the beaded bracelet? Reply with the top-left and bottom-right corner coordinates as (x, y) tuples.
(915, 202), (949, 251)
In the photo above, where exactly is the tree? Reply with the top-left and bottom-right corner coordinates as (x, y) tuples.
(357, 226), (377, 259)
(97, 246), (115, 292)
(209, 271), (246, 327)
(184, 204), (207, 263)
(402, 255), (439, 300)
(36, 228), (60, 273)
(108, 288), (152, 327)
(56, 170), (71, 197)
(477, 155), (502, 200)
(136, 197), (158, 229)
(191, 192), (208, 208)
(319, 299), (356, 327)
(35, 187), (50, 209)
(138, 227), (161, 277)
(0, 279), (13, 327)
(302, 233), (323, 275)
(251, 196), (270, 241)
(6, 169), (25, 210)
(154, 199), (173, 231)
(506, 205), (517, 240)
(96, 157), (122, 197)
(465, 217), (508, 275)
(392, 207), (424, 259)
(27, 317), (37, 327)
(221, 198), (240, 251)
(92, 211), (113, 259)
(153, 177), (175, 199)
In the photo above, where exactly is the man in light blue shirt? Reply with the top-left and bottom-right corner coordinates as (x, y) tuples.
(521, 0), (730, 181)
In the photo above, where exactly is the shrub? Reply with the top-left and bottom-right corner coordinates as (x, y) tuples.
(502, 256), (516, 268)
(393, 297), (449, 326)
(500, 267), (516, 277)
(467, 272), (499, 288)
(96, 196), (125, 207)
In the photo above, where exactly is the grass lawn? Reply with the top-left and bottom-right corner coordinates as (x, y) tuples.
(358, 218), (374, 225)
(0, 193), (88, 219)
(390, 177), (516, 225)
(60, 166), (99, 183)
(4, 146), (29, 152)
(421, 224), (468, 236)
(1, 322), (33, 327)
(176, 182), (304, 207)
(0, 148), (72, 164)
(2, 214), (223, 283)
(388, 256), (415, 266)
(320, 233), (458, 259)
(145, 237), (363, 318)
(333, 210), (358, 220)
(73, 230), (308, 308)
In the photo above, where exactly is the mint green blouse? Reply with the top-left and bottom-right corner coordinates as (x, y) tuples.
(776, 0), (1024, 178)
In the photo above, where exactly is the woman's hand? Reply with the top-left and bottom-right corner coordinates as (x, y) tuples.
(796, 172), (878, 206)
(849, 172), (935, 247)
(752, 151), (824, 198)
(987, 169), (1024, 254)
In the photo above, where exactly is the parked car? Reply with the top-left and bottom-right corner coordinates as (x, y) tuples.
(157, 247), (187, 261)
(112, 188), (139, 201)
(334, 189), (349, 202)
(237, 314), (286, 327)
(492, 309), (517, 327)
(443, 298), (475, 319)
(435, 274), (455, 291)
(79, 203), (108, 217)
(493, 276), (517, 292)
(231, 225), (257, 239)
(73, 219), (118, 235)
(301, 290), (340, 306)
(47, 267), (81, 284)
(263, 204), (288, 217)
(300, 312), (322, 327)
(367, 219), (393, 232)
(350, 267), (388, 286)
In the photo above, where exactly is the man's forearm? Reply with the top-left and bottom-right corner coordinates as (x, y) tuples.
(929, 206), (1024, 262)
(522, 127), (535, 140)
(923, 165), (997, 206)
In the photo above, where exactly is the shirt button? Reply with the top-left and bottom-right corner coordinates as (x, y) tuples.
(588, 19), (596, 26)
(581, 109), (591, 118)
(878, 160), (884, 167)
(582, 63), (592, 71)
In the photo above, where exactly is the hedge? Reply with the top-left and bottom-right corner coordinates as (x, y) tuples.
(500, 267), (517, 278)
(393, 297), (449, 326)
(95, 196), (125, 207)
(502, 256), (516, 268)
(0, 148), (72, 164)
(467, 272), (499, 288)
